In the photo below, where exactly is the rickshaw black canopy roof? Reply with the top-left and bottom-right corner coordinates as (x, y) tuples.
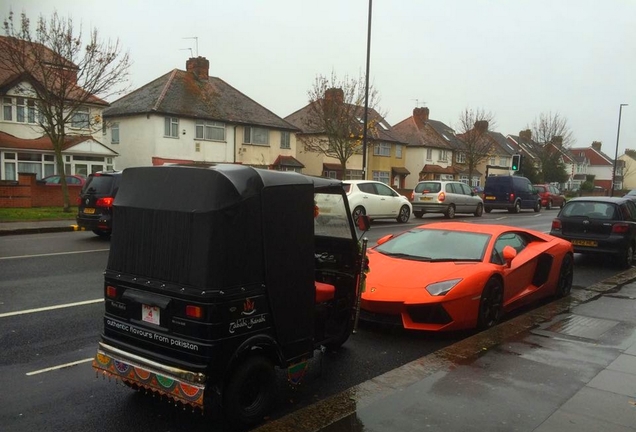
(108, 164), (347, 291)
(115, 164), (344, 212)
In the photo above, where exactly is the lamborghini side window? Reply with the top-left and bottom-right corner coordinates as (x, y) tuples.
(491, 232), (528, 264)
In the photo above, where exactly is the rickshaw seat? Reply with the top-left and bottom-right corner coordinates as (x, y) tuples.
(315, 281), (336, 303)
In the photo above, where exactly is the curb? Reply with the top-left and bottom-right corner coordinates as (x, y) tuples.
(0, 224), (81, 236)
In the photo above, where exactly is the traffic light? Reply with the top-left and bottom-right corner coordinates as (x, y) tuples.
(511, 154), (521, 171)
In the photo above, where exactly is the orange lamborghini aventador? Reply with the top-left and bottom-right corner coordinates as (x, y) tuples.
(360, 222), (574, 331)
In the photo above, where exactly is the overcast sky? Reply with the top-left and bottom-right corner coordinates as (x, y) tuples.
(4, 0), (635, 155)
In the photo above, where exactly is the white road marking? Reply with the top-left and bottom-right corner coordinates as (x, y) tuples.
(0, 248), (109, 260)
(26, 357), (93, 376)
(0, 298), (103, 318)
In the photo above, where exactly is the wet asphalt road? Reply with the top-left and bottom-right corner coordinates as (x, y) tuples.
(0, 210), (625, 431)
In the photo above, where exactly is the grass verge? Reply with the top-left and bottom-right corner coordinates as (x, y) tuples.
(0, 207), (77, 222)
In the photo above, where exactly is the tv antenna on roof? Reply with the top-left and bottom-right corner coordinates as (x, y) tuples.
(412, 99), (426, 107)
(183, 37), (199, 57)
(180, 48), (193, 57)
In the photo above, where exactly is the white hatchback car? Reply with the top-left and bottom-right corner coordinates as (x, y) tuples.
(343, 180), (412, 223)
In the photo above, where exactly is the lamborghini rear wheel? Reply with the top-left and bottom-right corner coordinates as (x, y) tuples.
(555, 253), (574, 297)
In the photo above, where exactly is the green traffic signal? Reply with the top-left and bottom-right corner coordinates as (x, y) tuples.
(511, 155), (521, 171)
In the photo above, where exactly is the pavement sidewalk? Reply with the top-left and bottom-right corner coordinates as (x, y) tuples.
(256, 270), (636, 432)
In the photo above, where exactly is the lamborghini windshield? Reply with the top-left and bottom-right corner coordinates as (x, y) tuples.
(376, 228), (491, 262)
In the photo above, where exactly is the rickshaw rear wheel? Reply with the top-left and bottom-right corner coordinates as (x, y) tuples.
(223, 355), (276, 429)
(324, 313), (354, 351)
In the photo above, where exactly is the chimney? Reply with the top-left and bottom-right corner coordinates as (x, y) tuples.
(474, 120), (489, 132)
(413, 107), (430, 128)
(324, 88), (344, 104)
(591, 141), (602, 152)
(186, 56), (209, 80)
(519, 129), (531, 141)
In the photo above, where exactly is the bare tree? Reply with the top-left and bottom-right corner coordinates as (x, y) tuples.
(531, 112), (574, 148)
(530, 112), (573, 183)
(455, 108), (497, 184)
(299, 72), (384, 176)
(1, 10), (131, 211)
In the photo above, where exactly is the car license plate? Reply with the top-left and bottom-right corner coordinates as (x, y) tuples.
(485, 196), (496, 200)
(83, 207), (96, 214)
(142, 304), (160, 325)
(420, 197), (432, 201)
(571, 240), (598, 247)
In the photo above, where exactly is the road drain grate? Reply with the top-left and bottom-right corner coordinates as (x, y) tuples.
(546, 315), (618, 340)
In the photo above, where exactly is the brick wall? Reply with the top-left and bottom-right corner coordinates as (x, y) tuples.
(0, 173), (82, 208)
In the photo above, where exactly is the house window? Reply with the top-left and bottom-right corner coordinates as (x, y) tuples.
(438, 150), (447, 162)
(372, 170), (390, 184)
(346, 169), (363, 180)
(373, 142), (391, 156)
(16, 98), (25, 123)
(3, 97), (11, 121)
(165, 117), (179, 138)
(244, 126), (269, 145)
(71, 107), (89, 129)
(395, 144), (402, 158)
(280, 131), (291, 149)
(195, 142), (200, 152)
(111, 123), (120, 144)
(489, 157), (496, 165)
(456, 152), (466, 163)
(323, 170), (338, 178)
(460, 175), (469, 184)
(500, 156), (509, 167)
(195, 120), (225, 141)
(2, 97), (38, 124)
(426, 148), (433, 161)
(27, 100), (36, 123)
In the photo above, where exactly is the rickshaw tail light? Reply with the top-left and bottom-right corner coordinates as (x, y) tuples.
(106, 285), (117, 298)
(186, 305), (203, 319)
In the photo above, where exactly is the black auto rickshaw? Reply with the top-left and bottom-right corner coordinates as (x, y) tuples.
(92, 164), (368, 428)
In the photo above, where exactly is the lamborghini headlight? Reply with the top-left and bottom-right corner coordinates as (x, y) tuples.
(425, 278), (462, 296)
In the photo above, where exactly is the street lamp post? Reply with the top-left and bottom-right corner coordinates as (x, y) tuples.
(361, 0), (372, 180)
(611, 103), (628, 197)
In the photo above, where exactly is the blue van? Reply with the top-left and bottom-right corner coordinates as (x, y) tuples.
(483, 175), (541, 213)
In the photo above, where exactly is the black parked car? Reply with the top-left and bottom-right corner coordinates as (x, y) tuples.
(76, 171), (122, 237)
(550, 196), (636, 268)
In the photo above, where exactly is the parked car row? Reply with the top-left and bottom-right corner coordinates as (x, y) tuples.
(72, 172), (572, 239)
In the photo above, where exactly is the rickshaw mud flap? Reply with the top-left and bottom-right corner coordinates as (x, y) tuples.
(92, 342), (207, 410)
